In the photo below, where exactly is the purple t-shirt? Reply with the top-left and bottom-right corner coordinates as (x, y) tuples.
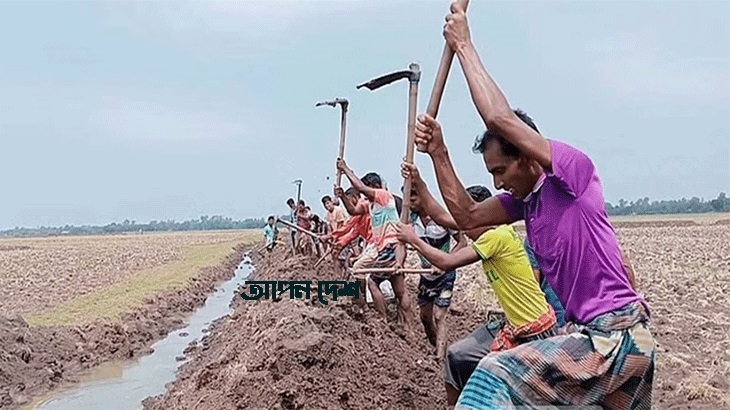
(498, 140), (647, 324)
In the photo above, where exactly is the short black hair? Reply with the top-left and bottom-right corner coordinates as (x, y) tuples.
(472, 109), (540, 157)
(298, 199), (305, 206)
(321, 195), (332, 205)
(286, 198), (295, 205)
(361, 172), (382, 188)
(466, 185), (492, 202)
(267, 215), (275, 221)
(345, 187), (360, 197)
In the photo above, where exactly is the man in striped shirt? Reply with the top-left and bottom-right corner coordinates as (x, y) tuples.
(336, 158), (413, 325)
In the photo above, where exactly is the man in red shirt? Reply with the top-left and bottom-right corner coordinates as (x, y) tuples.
(319, 187), (372, 275)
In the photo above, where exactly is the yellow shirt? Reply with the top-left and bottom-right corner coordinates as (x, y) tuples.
(472, 225), (549, 327)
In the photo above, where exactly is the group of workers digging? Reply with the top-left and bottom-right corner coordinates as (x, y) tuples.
(269, 2), (656, 408)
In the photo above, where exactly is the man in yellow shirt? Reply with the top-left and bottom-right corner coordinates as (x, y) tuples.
(394, 181), (557, 406)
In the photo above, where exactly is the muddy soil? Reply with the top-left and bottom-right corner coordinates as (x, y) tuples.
(143, 249), (484, 410)
(144, 227), (729, 410)
(0, 245), (249, 410)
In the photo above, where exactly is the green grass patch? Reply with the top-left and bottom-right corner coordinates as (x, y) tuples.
(27, 238), (252, 327)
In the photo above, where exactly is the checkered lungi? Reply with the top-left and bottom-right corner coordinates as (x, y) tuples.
(456, 301), (655, 409)
(490, 306), (557, 352)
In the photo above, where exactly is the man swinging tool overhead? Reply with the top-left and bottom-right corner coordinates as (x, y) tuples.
(315, 98), (352, 274)
(348, 63), (422, 325)
(335, 160), (413, 325)
(415, 2), (655, 408)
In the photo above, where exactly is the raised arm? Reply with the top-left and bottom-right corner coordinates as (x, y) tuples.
(394, 222), (479, 272)
(414, 115), (514, 230)
(334, 187), (368, 216)
(443, 2), (552, 170)
(336, 159), (378, 202)
(401, 162), (459, 230)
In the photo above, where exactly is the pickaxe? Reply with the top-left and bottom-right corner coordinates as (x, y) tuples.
(357, 62), (421, 225)
(427, 0), (470, 118)
(275, 217), (319, 239)
(315, 98), (350, 187)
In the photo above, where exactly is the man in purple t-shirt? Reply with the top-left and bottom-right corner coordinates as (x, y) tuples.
(403, 3), (656, 409)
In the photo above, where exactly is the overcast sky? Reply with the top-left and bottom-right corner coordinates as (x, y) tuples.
(1, 0), (728, 229)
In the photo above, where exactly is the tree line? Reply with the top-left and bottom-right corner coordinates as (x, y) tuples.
(0, 215), (284, 238)
(605, 192), (729, 216)
(1, 192), (727, 238)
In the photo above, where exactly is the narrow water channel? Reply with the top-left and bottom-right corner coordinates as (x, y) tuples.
(29, 258), (254, 410)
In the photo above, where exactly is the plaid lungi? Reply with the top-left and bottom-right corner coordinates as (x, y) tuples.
(456, 301), (655, 410)
(491, 306), (557, 352)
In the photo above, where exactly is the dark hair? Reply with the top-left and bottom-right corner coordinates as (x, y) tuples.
(286, 198), (295, 205)
(393, 194), (403, 216)
(321, 195), (332, 205)
(472, 109), (540, 157)
(311, 214), (321, 223)
(361, 172), (382, 188)
(345, 187), (360, 197)
(267, 215), (275, 221)
(466, 185), (492, 202)
(298, 199), (305, 206)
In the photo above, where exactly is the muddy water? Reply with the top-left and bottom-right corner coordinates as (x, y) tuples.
(30, 258), (254, 410)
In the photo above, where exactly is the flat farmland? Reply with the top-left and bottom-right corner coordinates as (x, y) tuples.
(3, 214), (729, 409)
(0, 230), (258, 324)
(0, 230), (260, 409)
(615, 218), (730, 406)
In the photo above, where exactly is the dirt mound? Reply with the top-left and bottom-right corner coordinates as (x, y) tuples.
(144, 234), (730, 409)
(143, 250), (484, 410)
(0, 246), (247, 410)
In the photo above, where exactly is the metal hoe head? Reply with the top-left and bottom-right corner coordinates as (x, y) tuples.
(357, 63), (421, 91)
(315, 98), (349, 109)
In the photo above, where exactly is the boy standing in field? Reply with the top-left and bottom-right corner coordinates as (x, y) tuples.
(295, 200), (313, 256)
(263, 216), (278, 252)
(336, 158), (412, 325)
(321, 195), (348, 232)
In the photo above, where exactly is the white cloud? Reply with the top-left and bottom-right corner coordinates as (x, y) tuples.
(586, 31), (729, 103)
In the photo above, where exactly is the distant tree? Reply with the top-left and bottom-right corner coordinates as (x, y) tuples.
(605, 192), (729, 216)
(0, 215), (268, 238)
